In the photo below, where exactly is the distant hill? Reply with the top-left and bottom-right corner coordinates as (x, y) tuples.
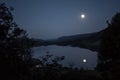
(32, 30), (103, 52)
(54, 31), (102, 51)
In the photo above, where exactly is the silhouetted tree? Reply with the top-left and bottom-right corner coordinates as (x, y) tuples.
(96, 12), (120, 80)
(31, 53), (65, 80)
(0, 3), (32, 80)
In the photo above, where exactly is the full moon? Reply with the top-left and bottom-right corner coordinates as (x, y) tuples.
(81, 14), (85, 19)
(83, 59), (87, 63)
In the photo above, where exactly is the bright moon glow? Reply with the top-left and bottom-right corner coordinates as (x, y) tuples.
(81, 14), (85, 19)
(83, 59), (87, 63)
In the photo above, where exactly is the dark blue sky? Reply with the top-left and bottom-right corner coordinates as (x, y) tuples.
(2, 0), (120, 39)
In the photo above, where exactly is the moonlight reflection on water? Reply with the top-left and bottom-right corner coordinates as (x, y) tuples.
(32, 45), (97, 69)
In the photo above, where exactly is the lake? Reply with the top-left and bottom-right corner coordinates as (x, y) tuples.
(32, 45), (97, 69)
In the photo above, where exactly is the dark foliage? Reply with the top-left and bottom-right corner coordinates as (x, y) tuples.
(0, 3), (32, 80)
(31, 53), (65, 80)
(96, 12), (120, 80)
(31, 53), (103, 80)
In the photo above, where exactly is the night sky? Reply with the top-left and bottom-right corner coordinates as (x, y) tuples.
(1, 0), (120, 39)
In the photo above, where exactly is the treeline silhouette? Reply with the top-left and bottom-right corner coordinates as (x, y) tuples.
(96, 12), (120, 80)
(0, 3), (120, 80)
(0, 3), (33, 80)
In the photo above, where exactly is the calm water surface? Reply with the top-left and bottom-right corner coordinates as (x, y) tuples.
(32, 45), (97, 69)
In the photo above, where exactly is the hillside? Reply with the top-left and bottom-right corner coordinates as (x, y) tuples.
(32, 30), (103, 52)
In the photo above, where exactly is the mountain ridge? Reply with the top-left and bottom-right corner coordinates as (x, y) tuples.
(32, 30), (104, 52)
